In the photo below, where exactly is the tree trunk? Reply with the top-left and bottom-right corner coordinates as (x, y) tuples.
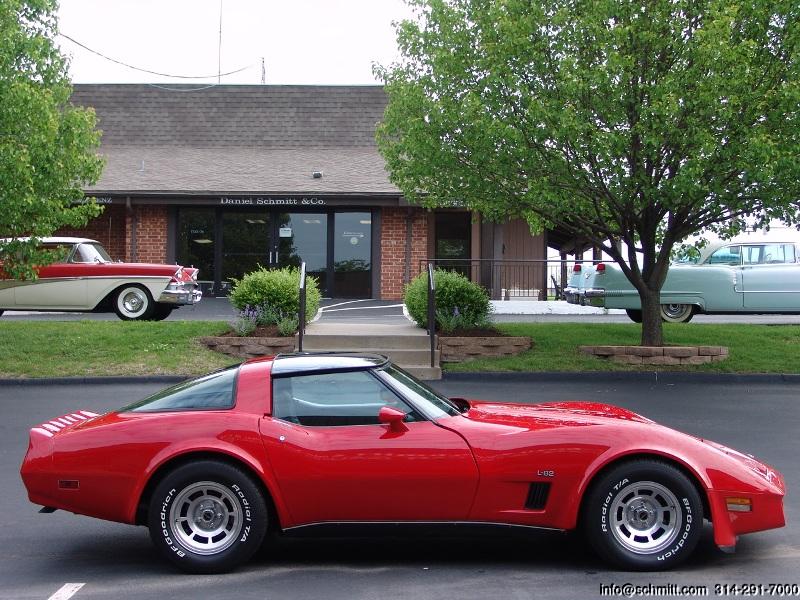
(640, 288), (663, 346)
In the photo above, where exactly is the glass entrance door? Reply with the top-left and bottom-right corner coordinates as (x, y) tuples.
(274, 213), (328, 294)
(334, 212), (371, 298)
(222, 211), (270, 283)
(188, 209), (372, 298)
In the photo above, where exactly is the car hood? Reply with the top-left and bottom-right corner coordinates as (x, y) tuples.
(462, 400), (654, 429)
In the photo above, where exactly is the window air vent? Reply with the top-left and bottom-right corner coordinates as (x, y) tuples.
(525, 482), (551, 510)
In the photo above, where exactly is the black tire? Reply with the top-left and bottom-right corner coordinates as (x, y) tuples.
(149, 304), (175, 321)
(113, 285), (155, 320)
(583, 460), (703, 571)
(660, 304), (694, 323)
(625, 309), (643, 323)
(147, 460), (268, 574)
(0, 309), (4, 317)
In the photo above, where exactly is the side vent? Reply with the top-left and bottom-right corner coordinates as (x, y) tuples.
(525, 482), (551, 510)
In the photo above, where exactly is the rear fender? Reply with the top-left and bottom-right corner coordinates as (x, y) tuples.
(130, 440), (290, 528)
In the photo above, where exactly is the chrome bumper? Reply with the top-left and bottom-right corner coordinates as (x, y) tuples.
(563, 287), (605, 307)
(158, 286), (203, 306)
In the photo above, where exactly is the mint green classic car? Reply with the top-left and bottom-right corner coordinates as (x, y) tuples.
(564, 241), (800, 322)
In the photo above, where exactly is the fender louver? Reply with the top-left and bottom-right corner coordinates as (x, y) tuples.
(525, 482), (551, 510)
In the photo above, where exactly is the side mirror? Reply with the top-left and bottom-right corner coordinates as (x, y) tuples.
(378, 406), (408, 432)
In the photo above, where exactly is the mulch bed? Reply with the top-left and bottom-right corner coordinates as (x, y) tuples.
(217, 325), (286, 338)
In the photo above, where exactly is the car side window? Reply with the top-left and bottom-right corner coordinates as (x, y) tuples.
(759, 243), (794, 264)
(707, 245), (741, 265)
(271, 370), (421, 427)
(71, 243), (108, 263)
(121, 366), (238, 412)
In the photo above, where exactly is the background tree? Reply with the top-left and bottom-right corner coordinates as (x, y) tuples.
(0, 0), (103, 279)
(376, 0), (800, 345)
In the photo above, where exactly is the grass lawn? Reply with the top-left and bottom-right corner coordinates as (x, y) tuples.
(0, 321), (233, 378)
(1, 321), (797, 378)
(444, 323), (800, 374)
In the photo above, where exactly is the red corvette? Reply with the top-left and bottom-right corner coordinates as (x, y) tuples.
(21, 354), (785, 573)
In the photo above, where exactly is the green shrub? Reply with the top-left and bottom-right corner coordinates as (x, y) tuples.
(229, 309), (258, 336)
(276, 315), (300, 336)
(229, 267), (321, 324)
(405, 269), (491, 330)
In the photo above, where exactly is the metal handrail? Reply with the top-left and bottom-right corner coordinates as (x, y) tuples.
(418, 258), (606, 301)
(427, 263), (436, 368)
(298, 262), (306, 352)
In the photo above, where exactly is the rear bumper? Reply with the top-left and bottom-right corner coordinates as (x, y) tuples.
(158, 287), (202, 305)
(564, 287), (605, 307)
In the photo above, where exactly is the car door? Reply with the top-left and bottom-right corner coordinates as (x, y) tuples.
(259, 369), (479, 526)
(13, 243), (88, 308)
(740, 244), (800, 310)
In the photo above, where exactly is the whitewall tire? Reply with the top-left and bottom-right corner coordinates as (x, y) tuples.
(659, 304), (694, 323)
(114, 285), (155, 320)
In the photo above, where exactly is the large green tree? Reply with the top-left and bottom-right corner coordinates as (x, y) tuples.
(377, 0), (800, 345)
(0, 0), (103, 279)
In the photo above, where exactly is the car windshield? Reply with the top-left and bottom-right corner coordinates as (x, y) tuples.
(72, 243), (111, 263)
(120, 366), (239, 412)
(375, 364), (461, 420)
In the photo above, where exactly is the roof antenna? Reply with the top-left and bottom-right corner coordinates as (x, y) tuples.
(217, 0), (223, 84)
(261, 57), (266, 84)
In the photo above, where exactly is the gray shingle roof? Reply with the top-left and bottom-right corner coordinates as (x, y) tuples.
(71, 84), (400, 195)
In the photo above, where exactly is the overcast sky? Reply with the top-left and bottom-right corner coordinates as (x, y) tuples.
(57, 0), (416, 85)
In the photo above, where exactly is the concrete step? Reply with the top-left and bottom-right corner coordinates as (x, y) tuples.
(299, 346), (439, 365)
(403, 365), (442, 380)
(301, 334), (434, 351)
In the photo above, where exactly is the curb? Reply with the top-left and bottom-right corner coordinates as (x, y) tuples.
(441, 371), (800, 384)
(0, 375), (189, 386)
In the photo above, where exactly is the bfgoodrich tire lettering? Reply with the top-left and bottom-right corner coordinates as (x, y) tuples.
(583, 460), (703, 570)
(148, 460), (268, 573)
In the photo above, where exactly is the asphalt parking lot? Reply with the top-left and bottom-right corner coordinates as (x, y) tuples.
(2, 376), (798, 600)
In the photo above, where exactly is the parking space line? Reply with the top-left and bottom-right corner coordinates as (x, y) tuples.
(321, 299), (374, 310)
(48, 583), (85, 600)
(322, 304), (404, 313)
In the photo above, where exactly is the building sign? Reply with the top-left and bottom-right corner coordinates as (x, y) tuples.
(219, 196), (326, 206)
(75, 196), (115, 205)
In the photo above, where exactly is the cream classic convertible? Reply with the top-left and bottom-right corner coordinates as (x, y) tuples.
(565, 241), (800, 322)
(0, 237), (201, 320)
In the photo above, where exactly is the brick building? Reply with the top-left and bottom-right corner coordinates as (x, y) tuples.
(64, 84), (549, 300)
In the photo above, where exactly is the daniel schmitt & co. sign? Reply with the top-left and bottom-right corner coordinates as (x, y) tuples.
(219, 196), (326, 206)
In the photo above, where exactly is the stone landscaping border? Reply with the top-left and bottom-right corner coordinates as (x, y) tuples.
(579, 345), (728, 365)
(439, 336), (531, 362)
(199, 336), (295, 359)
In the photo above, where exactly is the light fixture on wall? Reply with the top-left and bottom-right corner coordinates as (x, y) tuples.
(312, 170), (323, 179)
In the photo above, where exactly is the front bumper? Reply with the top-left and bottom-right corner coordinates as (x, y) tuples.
(158, 286), (203, 306)
(563, 287), (605, 307)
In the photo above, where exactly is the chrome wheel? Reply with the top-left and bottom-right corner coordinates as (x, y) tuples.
(609, 481), (681, 555)
(660, 303), (694, 323)
(122, 290), (145, 313)
(169, 481), (243, 556)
